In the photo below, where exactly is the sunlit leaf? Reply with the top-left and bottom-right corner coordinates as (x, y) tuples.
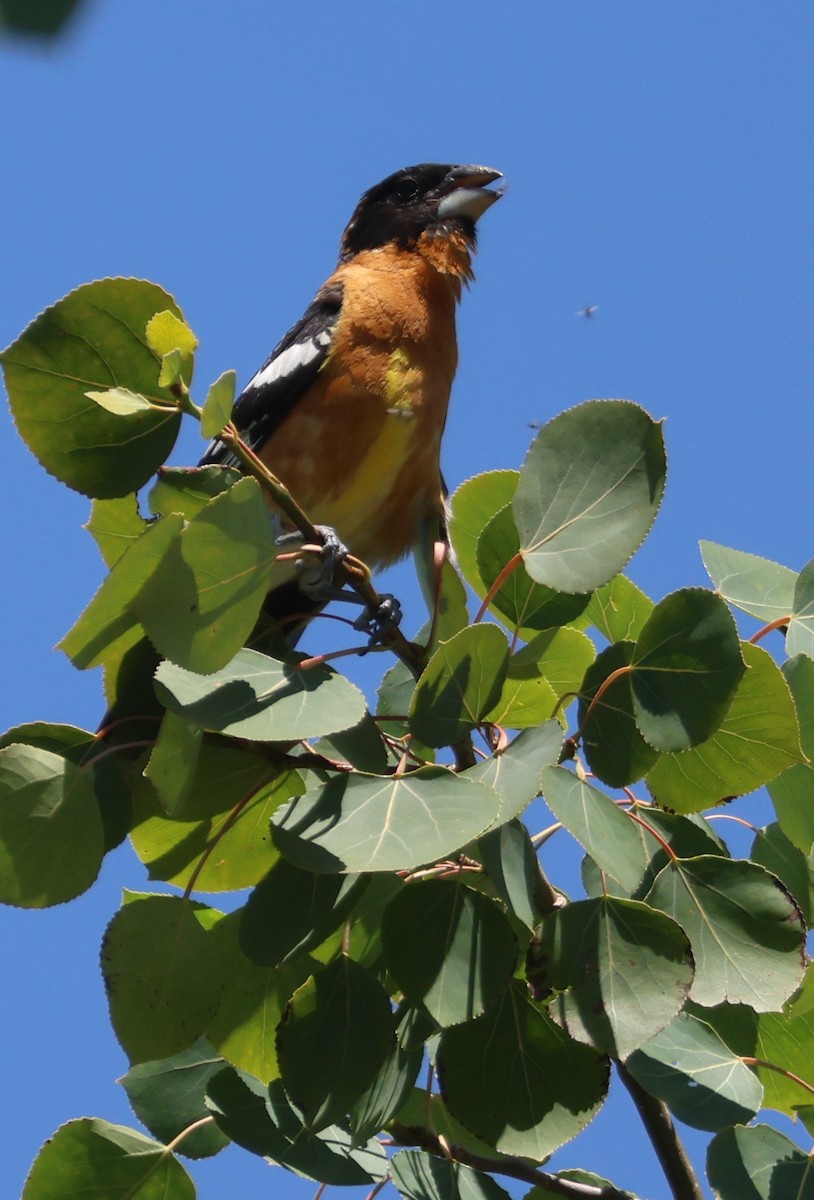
(409, 625), (510, 748)
(707, 1124), (814, 1200)
(700, 541), (797, 624)
(513, 400), (665, 594)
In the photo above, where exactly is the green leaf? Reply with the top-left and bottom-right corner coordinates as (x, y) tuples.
(534, 897), (693, 1058)
(630, 588), (746, 752)
(448, 470), (519, 595)
(478, 819), (540, 927)
(541, 766), (649, 892)
(476, 504), (590, 632)
(21, 1118), (195, 1200)
(752, 822), (814, 924)
(130, 760), (297, 891)
(409, 625), (510, 748)
(349, 1016), (423, 1143)
(788, 557), (814, 658)
(86, 495), (146, 568)
(526, 1173), (636, 1200)
(577, 641), (660, 786)
(0, 720), (131, 853)
(205, 1068), (387, 1184)
(437, 980), (609, 1158)
(586, 573), (654, 642)
(144, 309), (198, 359)
(390, 1150), (512, 1200)
(2, 279), (185, 498)
(513, 400), (666, 594)
(201, 369), (237, 438)
(647, 641), (804, 812)
(132, 477), (276, 673)
(276, 956), (395, 1131)
(101, 892), (226, 1063)
(381, 880), (518, 1027)
(707, 1124), (814, 1200)
(646, 856), (806, 1010)
(155, 646), (366, 740)
(0, 743), (105, 907)
(487, 627), (595, 730)
(59, 513), (183, 670)
(149, 465), (243, 519)
(625, 1011), (763, 1131)
(205, 911), (315, 1081)
(754, 1007), (814, 1116)
(700, 541), (797, 624)
(272, 767), (500, 874)
(463, 721), (562, 831)
(143, 712), (202, 816)
(86, 387), (158, 415)
(119, 1038), (229, 1159)
(314, 712), (389, 774)
(239, 862), (368, 966)
(768, 655), (814, 851)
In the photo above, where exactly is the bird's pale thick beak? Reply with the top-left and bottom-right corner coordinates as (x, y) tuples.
(436, 165), (503, 222)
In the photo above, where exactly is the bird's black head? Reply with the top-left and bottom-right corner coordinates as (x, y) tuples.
(339, 163), (502, 260)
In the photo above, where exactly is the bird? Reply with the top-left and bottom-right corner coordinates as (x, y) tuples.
(199, 162), (503, 644)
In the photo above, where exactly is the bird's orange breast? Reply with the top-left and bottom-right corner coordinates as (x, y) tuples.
(257, 245), (464, 568)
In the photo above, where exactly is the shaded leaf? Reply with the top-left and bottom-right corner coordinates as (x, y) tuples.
(463, 721), (562, 831)
(476, 504), (590, 632)
(149, 465), (242, 520)
(381, 880), (518, 1027)
(541, 766), (649, 892)
(2, 279), (184, 498)
(577, 641), (660, 786)
(205, 911), (315, 1081)
(631, 588), (746, 752)
(0, 743), (104, 907)
(119, 1038), (229, 1159)
(478, 819), (540, 928)
(390, 1150), (512, 1200)
(86, 495), (147, 568)
(586, 573), (654, 642)
(437, 980), (609, 1158)
(205, 1067), (387, 1184)
(349, 1014), (424, 1143)
(534, 897), (693, 1058)
(273, 767), (500, 874)
(143, 712), (203, 816)
(513, 400), (665, 594)
(239, 861), (368, 967)
(625, 1011), (763, 1131)
(277, 956), (395, 1131)
(21, 1118), (195, 1200)
(768, 655), (814, 852)
(448, 470), (519, 596)
(132, 477), (276, 673)
(156, 646), (365, 740)
(60, 513), (183, 670)
(707, 1124), (814, 1200)
(409, 625), (510, 748)
(647, 856), (805, 1010)
(647, 641), (804, 812)
(752, 822), (814, 925)
(101, 892), (225, 1063)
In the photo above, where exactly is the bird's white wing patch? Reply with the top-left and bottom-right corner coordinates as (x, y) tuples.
(246, 335), (324, 392)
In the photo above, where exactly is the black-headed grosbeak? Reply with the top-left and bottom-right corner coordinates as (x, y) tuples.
(200, 162), (502, 640)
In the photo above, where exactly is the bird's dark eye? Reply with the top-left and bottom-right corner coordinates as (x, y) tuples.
(390, 177), (419, 204)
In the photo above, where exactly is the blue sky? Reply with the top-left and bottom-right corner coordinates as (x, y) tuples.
(3, 3), (813, 1197)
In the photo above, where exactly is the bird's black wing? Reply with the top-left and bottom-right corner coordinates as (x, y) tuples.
(199, 282), (344, 467)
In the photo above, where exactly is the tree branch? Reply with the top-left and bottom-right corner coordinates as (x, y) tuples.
(389, 1122), (634, 1200)
(616, 1062), (705, 1200)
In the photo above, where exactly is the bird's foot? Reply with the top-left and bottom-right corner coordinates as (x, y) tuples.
(352, 594), (403, 651)
(275, 524), (349, 601)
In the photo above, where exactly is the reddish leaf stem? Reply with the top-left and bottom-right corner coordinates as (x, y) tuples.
(749, 615), (790, 644)
(473, 551), (525, 624)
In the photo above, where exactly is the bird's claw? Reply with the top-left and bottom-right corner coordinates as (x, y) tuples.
(276, 524), (350, 601)
(353, 595), (403, 650)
